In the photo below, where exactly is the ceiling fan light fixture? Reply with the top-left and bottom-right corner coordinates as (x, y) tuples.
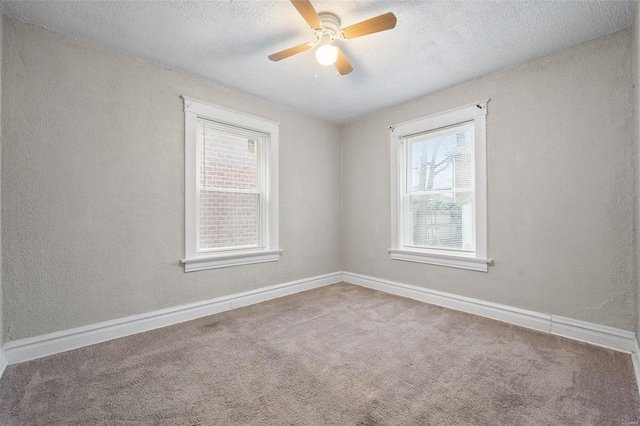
(315, 43), (338, 66)
(268, 1), (397, 75)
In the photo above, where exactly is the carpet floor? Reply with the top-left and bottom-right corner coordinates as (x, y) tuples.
(0, 283), (638, 425)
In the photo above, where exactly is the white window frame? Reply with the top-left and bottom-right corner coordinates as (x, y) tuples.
(181, 97), (281, 272)
(389, 100), (492, 272)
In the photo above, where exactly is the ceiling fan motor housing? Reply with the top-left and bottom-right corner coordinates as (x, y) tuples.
(317, 12), (341, 40)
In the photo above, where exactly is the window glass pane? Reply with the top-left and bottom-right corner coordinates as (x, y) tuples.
(197, 120), (258, 190)
(199, 191), (259, 250)
(409, 192), (474, 251)
(410, 125), (473, 192)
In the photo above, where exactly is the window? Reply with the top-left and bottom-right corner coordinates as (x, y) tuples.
(389, 101), (491, 272)
(182, 97), (281, 271)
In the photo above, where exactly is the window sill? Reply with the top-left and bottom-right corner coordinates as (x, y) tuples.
(182, 249), (283, 272)
(388, 248), (492, 272)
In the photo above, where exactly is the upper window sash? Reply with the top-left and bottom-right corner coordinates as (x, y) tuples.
(403, 122), (476, 195)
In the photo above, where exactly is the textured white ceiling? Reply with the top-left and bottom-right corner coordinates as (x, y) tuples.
(0, 0), (635, 123)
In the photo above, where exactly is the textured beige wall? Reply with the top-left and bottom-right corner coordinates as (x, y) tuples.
(342, 30), (636, 330)
(635, 5), (640, 339)
(0, 14), (3, 345)
(1, 18), (342, 341)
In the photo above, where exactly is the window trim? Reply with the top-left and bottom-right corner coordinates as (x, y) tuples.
(389, 100), (492, 272)
(181, 96), (281, 272)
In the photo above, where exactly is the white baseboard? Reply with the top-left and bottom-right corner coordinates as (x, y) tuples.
(0, 348), (7, 381)
(342, 271), (636, 354)
(3, 272), (342, 365)
(632, 338), (640, 394)
(342, 272), (550, 333)
(550, 315), (636, 353)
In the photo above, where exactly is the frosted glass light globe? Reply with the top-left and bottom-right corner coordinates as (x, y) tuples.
(315, 44), (338, 66)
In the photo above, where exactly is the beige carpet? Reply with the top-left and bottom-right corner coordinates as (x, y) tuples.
(0, 283), (638, 425)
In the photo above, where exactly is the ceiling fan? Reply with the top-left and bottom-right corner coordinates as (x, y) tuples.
(268, 0), (397, 75)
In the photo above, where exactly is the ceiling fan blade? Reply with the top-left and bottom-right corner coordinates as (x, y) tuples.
(335, 47), (353, 75)
(341, 12), (397, 39)
(290, 0), (322, 30)
(268, 43), (312, 61)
